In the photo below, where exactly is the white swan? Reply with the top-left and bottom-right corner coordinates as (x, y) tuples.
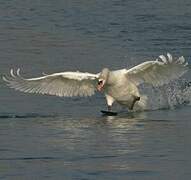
(3, 53), (189, 111)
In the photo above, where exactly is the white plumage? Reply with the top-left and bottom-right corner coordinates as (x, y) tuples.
(125, 53), (188, 86)
(3, 70), (99, 97)
(3, 53), (189, 111)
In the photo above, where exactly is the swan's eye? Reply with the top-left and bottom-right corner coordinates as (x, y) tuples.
(98, 80), (103, 85)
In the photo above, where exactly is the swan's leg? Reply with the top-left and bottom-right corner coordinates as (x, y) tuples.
(108, 105), (112, 111)
(129, 96), (140, 110)
(105, 94), (115, 111)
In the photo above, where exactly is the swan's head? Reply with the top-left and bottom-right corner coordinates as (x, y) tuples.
(97, 68), (109, 91)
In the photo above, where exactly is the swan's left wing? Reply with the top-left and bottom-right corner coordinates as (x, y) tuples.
(125, 53), (189, 87)
(3, 69), (99, 97)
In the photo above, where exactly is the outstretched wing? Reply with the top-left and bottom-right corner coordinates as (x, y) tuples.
(126, 53), (189, 86)
(3, 69), (99, 97)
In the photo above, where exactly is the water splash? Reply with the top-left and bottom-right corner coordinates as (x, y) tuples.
(135, 79), (191, 111)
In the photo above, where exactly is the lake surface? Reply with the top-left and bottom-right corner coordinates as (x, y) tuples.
(0, 0), (191, 179)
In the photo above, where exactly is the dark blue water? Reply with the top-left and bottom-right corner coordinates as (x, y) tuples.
(0, 0), (191, 179)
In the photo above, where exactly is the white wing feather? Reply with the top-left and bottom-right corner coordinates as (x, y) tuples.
(3, 69), (99, 97)
(126, 53), (189, 86)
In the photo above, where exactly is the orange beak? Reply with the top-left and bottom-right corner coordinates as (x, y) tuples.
(97, 84), (103, 91)
(97, 80), (105, 91)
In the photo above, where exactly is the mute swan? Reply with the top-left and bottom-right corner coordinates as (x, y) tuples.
(3, 53), (189, 112)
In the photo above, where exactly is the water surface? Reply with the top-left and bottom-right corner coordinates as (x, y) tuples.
(0, 0), (191, 179)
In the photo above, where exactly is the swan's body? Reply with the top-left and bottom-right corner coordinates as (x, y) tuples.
(3, 53), (189, 111)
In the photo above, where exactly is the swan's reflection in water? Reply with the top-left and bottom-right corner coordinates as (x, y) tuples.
(38, 112), (148, 173)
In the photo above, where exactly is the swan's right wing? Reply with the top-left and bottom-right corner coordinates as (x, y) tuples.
(3, 69), (100, 97)
(125, 53), (189, 87)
